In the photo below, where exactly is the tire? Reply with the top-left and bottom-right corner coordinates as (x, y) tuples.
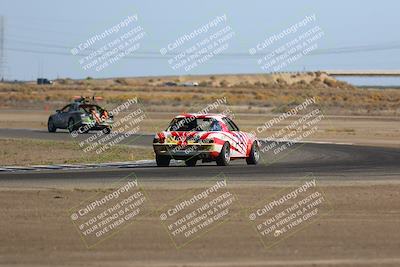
(103, 127), (111, 134)
(67, 119), (76, 133)
(216, 142), (230, 166)
(246, 142), (260, 165)
(47, 118), (57, 133)
(184, 158), (197, 167)
(156, 155), (171, 167)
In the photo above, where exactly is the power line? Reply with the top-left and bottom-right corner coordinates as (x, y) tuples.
(0, 16), (5, 80)
(4, 41), (400, 59)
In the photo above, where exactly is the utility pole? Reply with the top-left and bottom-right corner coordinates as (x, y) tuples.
(0, 16), (5, 82)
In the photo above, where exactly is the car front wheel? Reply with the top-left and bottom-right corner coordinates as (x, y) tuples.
(47, 118), (57, 133)
(103, 127), (111, 134)
(184, 158), (197, 167)
(67, 119), (76, 133)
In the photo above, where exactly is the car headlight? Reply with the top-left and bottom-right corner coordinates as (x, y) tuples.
(153, 137), (165, 144)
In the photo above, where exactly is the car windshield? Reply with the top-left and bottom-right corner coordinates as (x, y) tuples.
(167, 117), (221, 131)
(79, 104), (102, 114)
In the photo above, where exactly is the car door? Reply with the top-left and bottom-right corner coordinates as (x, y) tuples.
(53, 105), (70, 128)
(229, 118), (251, 157)
(222, 118), (247, 157)
(59, 104), (72, 128)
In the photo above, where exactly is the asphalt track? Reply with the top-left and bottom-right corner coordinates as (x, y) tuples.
(0, 128), (152, 146)
(1, 128), (399, 184)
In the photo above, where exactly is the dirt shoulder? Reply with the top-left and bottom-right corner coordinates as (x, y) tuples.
(0, 138), (153, 166)
(1, 110), (399, 149)
(0, 182), (399, 266)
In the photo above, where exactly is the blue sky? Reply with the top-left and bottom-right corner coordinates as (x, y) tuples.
(0, 0), (399, 80)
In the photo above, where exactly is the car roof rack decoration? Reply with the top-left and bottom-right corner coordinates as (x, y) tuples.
(72, 95), (104, 104)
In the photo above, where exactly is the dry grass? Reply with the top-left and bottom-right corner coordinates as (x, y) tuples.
(0, 138), (154, 166)
(0, 72), (399, 116)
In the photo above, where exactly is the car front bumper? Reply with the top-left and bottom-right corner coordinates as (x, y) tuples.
(80, 118), (114, 128)
(153, 143), (217, 159)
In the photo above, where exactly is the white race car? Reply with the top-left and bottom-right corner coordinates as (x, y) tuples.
(153, 114), (260, 167)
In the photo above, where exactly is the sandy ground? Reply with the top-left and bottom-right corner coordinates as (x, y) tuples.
(1, 181), (399, 267)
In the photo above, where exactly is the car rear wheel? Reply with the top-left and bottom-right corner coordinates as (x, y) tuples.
(78, 126), (90, 134)
(47, 118), (57, 133)
(216, 142), (230, 166)
(246, 142), (260, 165)
(103, 127), (111, 134)
(184, 158), (197, 167)
(156, 155), (171, 167)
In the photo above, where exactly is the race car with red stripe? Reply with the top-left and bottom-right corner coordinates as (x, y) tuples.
(153, 114), (260, 167)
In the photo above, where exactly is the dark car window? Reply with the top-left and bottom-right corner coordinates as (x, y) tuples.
(69, 103), (80, 111)
(228, 119), (240, 131)
(60, 105), (71, 112)
(209, 119), (222, 131)
(167, 118), (222, 131)
(223, 118), (240, 131)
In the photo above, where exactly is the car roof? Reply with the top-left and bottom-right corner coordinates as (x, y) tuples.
(175, 113), (228, 119)
(78, 103), (99, 107)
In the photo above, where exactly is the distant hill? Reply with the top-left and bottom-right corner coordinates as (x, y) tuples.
(53, 72), (352, 89)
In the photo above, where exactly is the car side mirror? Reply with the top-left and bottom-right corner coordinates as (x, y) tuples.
(56, 110), (61, 113)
